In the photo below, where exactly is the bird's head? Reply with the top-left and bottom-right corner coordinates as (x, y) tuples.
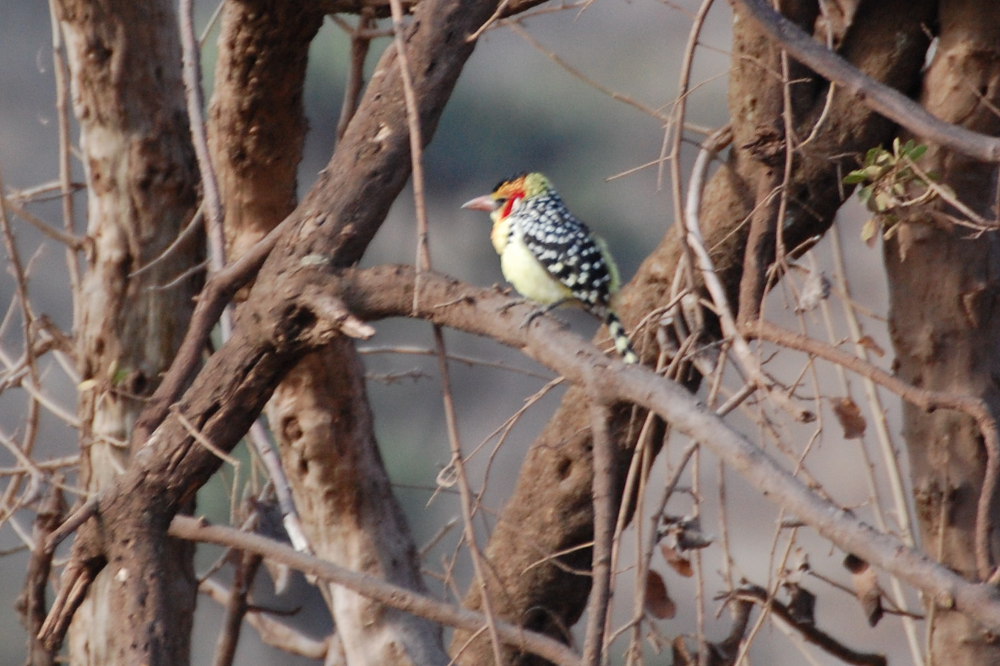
(462, 172), (553, 221)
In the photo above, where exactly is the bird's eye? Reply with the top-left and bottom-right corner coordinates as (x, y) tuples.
(494, 198), (506, 211)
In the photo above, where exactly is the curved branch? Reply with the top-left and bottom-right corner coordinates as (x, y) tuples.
(744, 319), (1000, 581)
(735, 0), (1000, 162)
(333, 265), (1000, 632)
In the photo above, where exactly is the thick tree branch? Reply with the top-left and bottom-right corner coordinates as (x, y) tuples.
(735, 0), (1000, 162)
(41, 0), (501, 654)
(330, 265), (1000, 632)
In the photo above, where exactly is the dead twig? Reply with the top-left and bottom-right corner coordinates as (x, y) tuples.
(729, 585), (887, 666)
(744, 318), (1000, 581)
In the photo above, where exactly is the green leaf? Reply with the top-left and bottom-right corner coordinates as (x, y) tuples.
(908, 144), (928, 161)
(864, 146), (883, 165)
(864, 165), (887, 180)
(844, 171), (867, 184)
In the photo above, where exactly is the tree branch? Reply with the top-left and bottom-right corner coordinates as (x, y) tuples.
(40, 0), (503, 654)
(735, 0), (1000, 162)
(331, 265), (1000, 632)
(169, 515), (581, 666)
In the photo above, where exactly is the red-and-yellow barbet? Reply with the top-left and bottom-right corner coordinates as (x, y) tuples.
(463, 172), (637, 364)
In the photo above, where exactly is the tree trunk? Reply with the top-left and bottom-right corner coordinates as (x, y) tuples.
(208, 3), (447, 662)
(53, 0), (202, 663)
(884, 1), (1000, 662)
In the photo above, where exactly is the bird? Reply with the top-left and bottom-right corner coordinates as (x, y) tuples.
(462, 171), (638, 364)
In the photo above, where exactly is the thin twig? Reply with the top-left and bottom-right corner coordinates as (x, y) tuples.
(582, 401), (614, 666)
(179, 0), (225, 273)
(336, 13), (375, 140)
(730, 585), (887, 665)
(358, 344), (553, 379)
(506, 21), (670, 123)
(388, 0), (507, 659)
(668, 0), (716, 288)
(179, 0), (231, 345)
(745, 318), (999, 580)
(826, 229), (923, 661)
(199, 578), (328, 659)
(212, 549), (262, 666)
(685, 128), (814, 422)
(47, 1), (82, 291)
(43, 497), (99, 556)
(2, 196), (83, 249)
(246, 422), (311, 553)
(0, 170), (45, 524)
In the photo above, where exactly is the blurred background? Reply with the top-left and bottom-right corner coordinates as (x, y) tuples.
(0, 1), (912, 664)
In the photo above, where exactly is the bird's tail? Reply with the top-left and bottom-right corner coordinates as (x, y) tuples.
(605, 311), (638, 364)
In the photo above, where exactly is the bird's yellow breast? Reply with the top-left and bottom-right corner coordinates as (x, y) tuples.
(499, 232), (572, 305)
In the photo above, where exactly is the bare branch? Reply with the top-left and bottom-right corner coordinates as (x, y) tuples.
(170, 515), (582, 666)
(335, 265), (1000, 632)
(582, 401), (614, 666)
(745, 318), (1000, 581)
(730, 585), (887, 666)
(735, 0), (1000, 162)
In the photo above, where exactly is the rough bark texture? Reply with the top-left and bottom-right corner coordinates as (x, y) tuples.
(52, 0), (202, 663)
(208, 1), (320, 263)
(270, 344), (449, 664)
(41, 0), (499, 661)
(454, 0), (936, 662)
(884, 1), (1000, 662)
(208, 3), (447, 662)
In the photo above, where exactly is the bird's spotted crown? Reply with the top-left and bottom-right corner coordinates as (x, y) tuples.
(492, 172), (553, 200)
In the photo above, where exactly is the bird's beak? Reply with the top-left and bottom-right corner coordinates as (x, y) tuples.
(461, 195), (494, 212)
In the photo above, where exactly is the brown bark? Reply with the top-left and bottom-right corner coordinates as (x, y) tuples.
(884, 1), (1000, 662)
(454, 0), (936, 662)
(208, 1), (321, 263)
(270, 344), (449, 664)
(40, 0), (500, 660)
(52, 0), (202, 663)
(207, 2), (448, 662)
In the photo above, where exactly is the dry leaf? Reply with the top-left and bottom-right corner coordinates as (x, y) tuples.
(857, 335), (885, 357)
(660, 543), (693, 578)
(833, 397), (867, 439)
(645, 570), (676, 619)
